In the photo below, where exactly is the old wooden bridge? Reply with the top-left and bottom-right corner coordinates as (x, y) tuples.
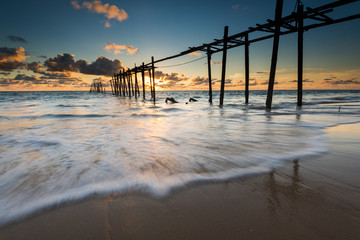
(104, 0), (360, 109)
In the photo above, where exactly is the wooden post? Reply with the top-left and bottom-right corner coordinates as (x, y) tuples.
(130, 72), (134, 97)
(122, 70), (126, 96)
(245, 33), (250, 104)
(122, 70), (127, 96)
(151, 56), (156, 102)
(118, 72), (122, 96)
(220, 26), (228, 106)
(142, 62), (146, 100)
(112, 74), (116, 95)
(110, 78), (114, 95)
(297, 3), (304, 107)
(207, 46), (213, 104)
(127, 70), (131, 97)
(134, 66), (139, 99)
(266, 0), (284, 110)
(148, 69), (152, 99)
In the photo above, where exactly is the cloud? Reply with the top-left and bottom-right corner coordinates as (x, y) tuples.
(105, 20), (111, 28)
(44, 53), (123, 76)
(187, 52), (202, 56)
(104, 43), (138, 55)
(7, 35), (27, 43)
(72, 1), (128, 25)
(27, 61), (44, 74)
(191, 76), (208, 86)
(154, 71), (189, 89)
(0, 78), (22, 86)
(44, 53), (77, 72)
(289, 79), (314, 83)
(232, 4), (240, 10)
(14, 74), (48, 85)
(71, 0), (81, 9)
(325, 79), (360, 85)
(0, 47), (29, 71)
(76, 56), (123, 76)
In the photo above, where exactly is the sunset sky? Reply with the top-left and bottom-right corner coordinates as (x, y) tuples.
(1, 0), (359, 91)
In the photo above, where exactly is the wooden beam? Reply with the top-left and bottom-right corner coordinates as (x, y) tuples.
(220, 26), (228, 106)
(266, 0), (284, 110)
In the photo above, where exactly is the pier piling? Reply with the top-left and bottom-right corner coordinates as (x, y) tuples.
(220, 26), (229, 106)
(207, 46), (213, 104)
(266, 0), (284, 110)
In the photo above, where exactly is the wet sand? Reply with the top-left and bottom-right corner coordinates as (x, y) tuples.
(1, 123), (359, 239)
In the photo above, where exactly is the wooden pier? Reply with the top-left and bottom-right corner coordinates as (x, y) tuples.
(98, 0), (359, 109)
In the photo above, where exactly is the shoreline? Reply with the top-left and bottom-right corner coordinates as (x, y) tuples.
(1, 123), (359, 239)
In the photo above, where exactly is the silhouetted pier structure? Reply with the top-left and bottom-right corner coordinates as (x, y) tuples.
(90, 82), (105, 93)
(106, 0), (359, 109)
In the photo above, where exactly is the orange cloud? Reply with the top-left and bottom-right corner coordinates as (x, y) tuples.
(72, 1), (128, 22)
(104, 43), (138, 55)
(0, 47), (29, 71)
(188, 52), (202, 56)
(0, 47), (28, 63)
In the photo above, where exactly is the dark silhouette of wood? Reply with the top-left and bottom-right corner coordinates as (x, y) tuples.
(117, 72), (121, 96)
(165, 97), (178, 103)
(134, 66), (138, 99)
(207, 46), (213, 104)
(245, 33), (250, 104)
(297, 3), (304, 107)
(130, 72), (134, 97)
(110, 78), (114, 95)
(220, 26), (228, 106)
(106, 0), (359, 107)
(148, 69), (152, 99)
(127, 71), (131, 97)
(266, 0), (284, 110)
(142, 62), (146, 100)
(151, 56), (156, 102)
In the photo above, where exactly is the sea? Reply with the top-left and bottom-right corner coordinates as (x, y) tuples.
(0, 89), (359, 226)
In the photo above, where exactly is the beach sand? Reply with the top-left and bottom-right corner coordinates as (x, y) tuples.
(1, 123), (359, 239)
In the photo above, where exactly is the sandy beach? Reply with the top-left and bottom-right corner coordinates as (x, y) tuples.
(1, 123), (359, 240)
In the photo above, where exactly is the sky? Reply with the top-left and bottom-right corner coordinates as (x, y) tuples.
(0, 0), (360, 91)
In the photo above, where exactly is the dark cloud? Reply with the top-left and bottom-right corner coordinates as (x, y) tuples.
(0, 47), (28, 71)
(327, 79), (360, 85)
(77, 57), (123, 76)
(44, 54), (123, 76)
(0, 78), (21, 86)
(256, 71), (267, 74)
(38, 55), (47, 59)
(27, 61), (44, 74)
(192, 76), (208, 86)
(0, 61), (24, 71)
(259, 80), (278, 85)
(14, 74), (48, 84)
(44, 53), (77, 72)
(289, 79), (314, 83)
(0, 72), (11, 76)
(7, 35), (27, 43)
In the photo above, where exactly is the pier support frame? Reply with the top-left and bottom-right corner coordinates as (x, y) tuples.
(220, 26), (229, 106)
(245, 33), (250, 104)
(297, 3), (304, 107)
(207, 46), (213, 104)
(266, 0), (284, 110)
